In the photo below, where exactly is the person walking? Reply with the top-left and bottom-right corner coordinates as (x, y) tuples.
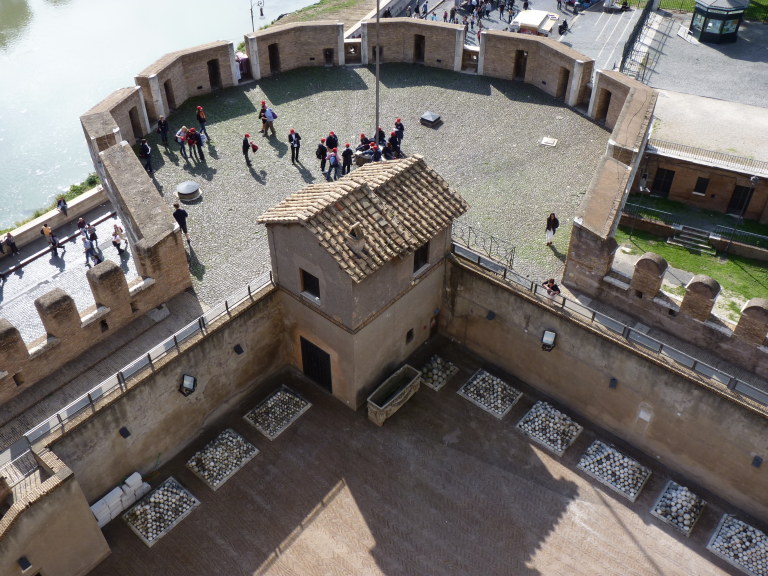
(258, 101), (268, 133)
(86, 223), (99, 248)
(546, 212), (559, 245)
(557, 0), (562, 9)
(113, 224), (127, 248)
(176, 126), (189, 159)
(341, 143), (353, 175)
(173, 202), (191, 242)
(316, 138), (328, 173)
(263, 106), (277, 137)
(288, 129), (302, 163)
(41, 223), (53, 244)
(242, 133), (252, 166)
(112, 231), (125, 255)
(4, 232), (20, 256)
(157, 115), (170, 146)
(195, 106), (209, 139)
(139, 138), (153, 175)
(57, 197), (68, 216)
(82, 236), (99, 266)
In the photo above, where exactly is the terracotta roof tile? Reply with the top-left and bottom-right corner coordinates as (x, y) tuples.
(258, 156), (469, 283)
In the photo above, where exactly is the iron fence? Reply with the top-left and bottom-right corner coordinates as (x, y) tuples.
(619, 0), (656, 79)
(622, 202), (677, 224)
(450, 241), (768, 407)
(452, 220), (516, 269)
(0, 271), (274, 469)
(713, 226), (768, 251)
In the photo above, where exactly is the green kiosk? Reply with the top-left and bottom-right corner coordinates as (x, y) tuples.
(689, 0), (749, 43)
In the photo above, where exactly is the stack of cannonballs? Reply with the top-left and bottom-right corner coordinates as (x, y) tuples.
(420, 355), (459, 391)
(245, 387), (311, 440)
(186, 429), (259, 490)
(459, 370), (522, 418)
(516, 401), (583, 457)
(708, 515), (768, 575)
(651, 481), (706, 536)
(577, 440), (651, 502)
(123, 477), (199, 546)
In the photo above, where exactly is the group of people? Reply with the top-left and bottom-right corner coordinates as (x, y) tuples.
(312, 118), (406, 180)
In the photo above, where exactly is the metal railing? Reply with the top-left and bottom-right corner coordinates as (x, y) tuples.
(622, 202), (676, 225)
(452, 220), (515, 269)
(648, 139), (768, 178)
(713, 226), (768, 252)
(450, 240), (768, 407)
(0, 271), (274, 468)
(619, 0), (656, 80)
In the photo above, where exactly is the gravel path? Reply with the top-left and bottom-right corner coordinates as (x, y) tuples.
(146, 64), (609, 307)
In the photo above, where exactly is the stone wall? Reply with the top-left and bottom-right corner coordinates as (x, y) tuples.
(0, 449), (109, 576)
(442, 259), (768, 522)
(245, 21), (345, 80)
(135, 41), (238, 123)
(48, 285), (286, 502)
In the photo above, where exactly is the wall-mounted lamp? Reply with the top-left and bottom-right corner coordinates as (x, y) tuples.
(609, 377), (618, 389)
(18, 556), (31, 571)
(234, 344), (244, 355)
(542, 330), (556, 351)
(119, 427), (131, 439)
(753, 455), (763, 469)
(179, 374), (197, 397)
(486, 311), (496, 321)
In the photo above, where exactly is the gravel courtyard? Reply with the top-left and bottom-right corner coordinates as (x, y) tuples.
(146, 63), (609, 307)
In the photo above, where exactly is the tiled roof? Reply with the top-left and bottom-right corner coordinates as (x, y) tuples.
(258, 155), (469, 283)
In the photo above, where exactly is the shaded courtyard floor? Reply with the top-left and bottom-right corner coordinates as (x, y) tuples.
(89, 339), (738, 576)
(145, 63), (609, 308)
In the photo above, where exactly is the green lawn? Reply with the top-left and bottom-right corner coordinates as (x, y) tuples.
(633, 0), (767, 21)
(615, 227), (768, 301)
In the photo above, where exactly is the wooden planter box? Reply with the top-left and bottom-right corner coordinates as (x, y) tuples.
(367, 365), (421, 426)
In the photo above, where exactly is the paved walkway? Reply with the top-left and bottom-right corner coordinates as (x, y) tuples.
(0, 205), (138, 344)
(88, 343), (736, 576)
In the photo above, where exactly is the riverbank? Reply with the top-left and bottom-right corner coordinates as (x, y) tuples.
(268, 0), (377, 30)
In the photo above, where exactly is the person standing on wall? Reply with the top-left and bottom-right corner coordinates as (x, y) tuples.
(546, 212), (559, 246)
(289, 129), (302, 163)
(157, 115), (170, 147)
(196, 106), (209, 139)
(173, 202), (191, 243)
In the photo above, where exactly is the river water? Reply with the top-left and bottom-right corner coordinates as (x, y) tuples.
(0, 0), (316, 229)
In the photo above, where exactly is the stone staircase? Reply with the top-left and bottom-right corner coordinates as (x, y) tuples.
(667, 225), (717, 255)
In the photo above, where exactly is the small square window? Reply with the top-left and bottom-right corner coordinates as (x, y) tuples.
(693, 177), (709, 195)
(413, 242), (429, 273)
(406, 328), (414, 344)
(301, 269), (320, 299)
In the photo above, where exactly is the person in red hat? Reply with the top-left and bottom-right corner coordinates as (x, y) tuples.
(371, 142), (382, 162)
(316, 137), (328, 174)
(195, 106), (209, 139)
(394, 118), (405, 145)
(356, 133), (370, 152)
(376, 126), (386, 146)
(341, 143), (353, 175)
(258, 101), (268, 134)
(388, 131), (401, 157)
(242, 133), (252, 166)
(288, 128), (301, 163)
(326, 131), (338, 149)
(328, 147), (341, 180)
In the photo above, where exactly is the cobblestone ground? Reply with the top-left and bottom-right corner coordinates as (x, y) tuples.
(147, 64), (609, 307)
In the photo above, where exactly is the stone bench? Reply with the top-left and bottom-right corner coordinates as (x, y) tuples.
(367, 364), (421, 426)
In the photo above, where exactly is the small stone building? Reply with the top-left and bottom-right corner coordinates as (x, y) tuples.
(259, 156), (468, 407)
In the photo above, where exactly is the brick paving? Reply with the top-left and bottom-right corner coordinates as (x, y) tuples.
(88, 341), (736, 576)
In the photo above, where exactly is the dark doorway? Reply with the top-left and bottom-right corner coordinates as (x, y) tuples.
(594, 88), (611, 124)
(556, 67), (570, 99)
(207, 59), (222, 90)
(514, 50), (527, 79)
(651, 168), (675, 198)
(323, 48), (334, 66)
(727, 184), (753, 216)
(128, 106), (142, 142)
(300, 337), (332, 392)
(164, 79), (177, 111)
(268, 43), (281, 74)
(414, 34), (426, 63)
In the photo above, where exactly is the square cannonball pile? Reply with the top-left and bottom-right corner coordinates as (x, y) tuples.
(186, 428), (259, 491)
(123, 477), (200, 547)
(577, 440), (651, 502)
(708, 515), (768, 576)
(458, 369), (522, 419)
(420, 355), (459, 392)
(516, 401), (583, 457)
(244, 386), (312, 440)
(650, 480), (706, 537)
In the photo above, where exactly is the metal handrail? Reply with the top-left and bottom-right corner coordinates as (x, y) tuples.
(450, 241), (767, 405)
(3, 271), (274, 464)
